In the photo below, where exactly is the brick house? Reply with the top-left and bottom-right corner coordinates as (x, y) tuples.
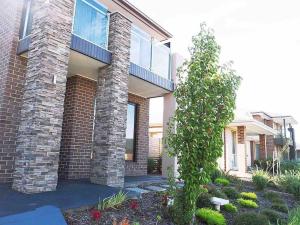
(218, 110), (297, 177)
(0, 0), (175, 193)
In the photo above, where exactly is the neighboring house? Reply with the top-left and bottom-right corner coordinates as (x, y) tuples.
(149, 123), (163, 158)
(0, 0), (176, 193)
(219, 110), (297, 177)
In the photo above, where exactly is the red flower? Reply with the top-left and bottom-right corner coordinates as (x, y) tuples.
(91, 209), (102, 221)
(129, 200), (139, 210)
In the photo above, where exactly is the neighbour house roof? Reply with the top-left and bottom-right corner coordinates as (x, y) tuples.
(228, 109), (278, 135)
(251, 111), (297, 125)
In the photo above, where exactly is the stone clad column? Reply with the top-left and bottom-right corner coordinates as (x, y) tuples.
(12, 0), (74, 193)
(90, 12), (131, 187)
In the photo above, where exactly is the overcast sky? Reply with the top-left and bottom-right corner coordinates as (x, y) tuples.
(128, 0), (300, 144)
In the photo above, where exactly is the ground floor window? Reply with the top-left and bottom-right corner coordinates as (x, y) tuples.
(126, 102), (138, 161)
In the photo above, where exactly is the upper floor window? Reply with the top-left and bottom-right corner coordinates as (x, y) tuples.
(20, 0), (32, 39)
(73, 0), (109, 49)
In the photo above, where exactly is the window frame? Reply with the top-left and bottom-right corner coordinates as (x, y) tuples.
(72, 0), (110, 49)
(126, 102), (138, 162)
(19, 0), (32, 40)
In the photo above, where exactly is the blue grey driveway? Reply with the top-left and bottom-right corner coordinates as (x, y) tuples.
(0, 176), (164, 217)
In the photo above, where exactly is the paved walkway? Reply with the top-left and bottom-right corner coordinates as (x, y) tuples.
(0, 176), (165, 217)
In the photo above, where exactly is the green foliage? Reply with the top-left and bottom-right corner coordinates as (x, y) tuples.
(147, 158), (156, 174)
(278, 171), (300, 199)
(196, 192), (213, 209)
(215, 178), (230, 186)
(264, 191), (281, 202)
(253, 170), (269, 190)
(261, 209), (285, 224)
(98, 191), (126, 210)
(254, 159), (277, 173)
(223, 187), (239, 199)
(223, 203), (237, 213)
(237, 198), (259, 208)
(169, 190), (191, 225)
(239, 192), (257, 201)
(209, 187), (228, 199)
(233, 212), (270, 225)
(271, 202), (288, 213)
(166, 23), (241, 223)
(281, 161), (300, 173)
(195, 208), (226, 225)
(210, 168), (222, 182)
(288, 207), (300, 225)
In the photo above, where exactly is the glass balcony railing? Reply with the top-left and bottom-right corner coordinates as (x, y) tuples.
(130, 25), (171, 80)
(73, 0), (109, 49)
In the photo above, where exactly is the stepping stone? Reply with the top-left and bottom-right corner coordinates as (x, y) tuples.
(125, 187), (150, 195)
(144, 186), (166, 192)
(176, 183), (184, 188)
(210, 197), (229, 211)
(160, 184), (170, 188)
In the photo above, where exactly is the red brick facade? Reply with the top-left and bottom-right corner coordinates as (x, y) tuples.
(59, 76), (97, 179)
(259, 134), (267, 159)
(58, 76), (149, 179)
(237, 126), (245, 144)
(126, 94), (149, 176)
(0, 1), (27, 183)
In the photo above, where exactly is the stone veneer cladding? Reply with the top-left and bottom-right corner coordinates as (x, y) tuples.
(90, 12), (131, 187)
(12, 0), (74, 193)
(0, 1), (28, 183)
(126, 94), (149, 176)
(59, 76), (97, 179)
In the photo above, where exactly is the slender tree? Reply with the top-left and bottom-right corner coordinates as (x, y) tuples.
(166, 23), (241, 224)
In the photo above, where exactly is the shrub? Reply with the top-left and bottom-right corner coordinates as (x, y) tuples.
(195, 208), (226, 225)
(237, 198), (258, 208)
(196, 192), (213, 209)
(215, 178), (230, 186)
(210, 188), (228, 199)
(233, 212), (270, 225)
(288, 207), (300, 225)
(252, 170), (269, 190)
(211, 168), (222, 182)
(281, 161), (300, 173)
(261, 208), (284, 224)
(264, 191), (281, 202)
(239, 192), (257, 201)
(278, 171), (300, 199)
(271, 202), (288, 213)
(223, 187), (239, 199)
(169, 190), (191, 225)
(223, 203), (237, 213)
(98, 191), (126, 210)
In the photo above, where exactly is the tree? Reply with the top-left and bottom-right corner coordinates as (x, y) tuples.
(166, 23), (241, 224)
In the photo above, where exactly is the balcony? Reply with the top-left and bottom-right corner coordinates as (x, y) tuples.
(17, 0), (174, 96)
(274, 135), (292, 146)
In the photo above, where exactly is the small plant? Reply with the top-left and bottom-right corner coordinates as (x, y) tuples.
(129, 199), (139, 210)
(98, 191), (127, 210)
(215, 177), (230, 186)
(252, 170), (269, 190)
(195, 208), (226, 225)
(223, 187), (239, 199)
(90, 209), (102, 221)
(288, 207), (300, 225)
(271, 202), (288, 213)
(240, 192), (257, 201)
(196, 192), (214, 208)
(264, 191), (281, 201)
(209, 187), (228, 199)
(261, 208), (284, 224)
(235, 179), (244, 191)
(233, 212), (269, 225)
(223, 203), (238, 213)
(278, 171), (300, 199)
(237, 198), (258, 208)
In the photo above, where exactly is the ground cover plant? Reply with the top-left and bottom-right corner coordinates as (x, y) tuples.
(215, 178), (230, 186)
(223, 187), (239, 199)
(232, 212), (269, 225)
(261, 208), (284, 224)
(252, 170), (269, 190)
(237, 198), (258, 208)
(239, 192), (257, 201)
(223, 203), (237, 213)
(195, 208), (226, 225)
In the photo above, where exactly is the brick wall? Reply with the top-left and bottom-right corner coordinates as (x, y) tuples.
(59, 76), (97, 179)
(237, 126), (245, 144)
(125, 93), (149, 176)
(0, 1), (27, 183)
(259, 134), (267, 159)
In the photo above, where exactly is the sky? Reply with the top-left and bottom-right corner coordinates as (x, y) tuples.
(128, 0), (300, 144)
